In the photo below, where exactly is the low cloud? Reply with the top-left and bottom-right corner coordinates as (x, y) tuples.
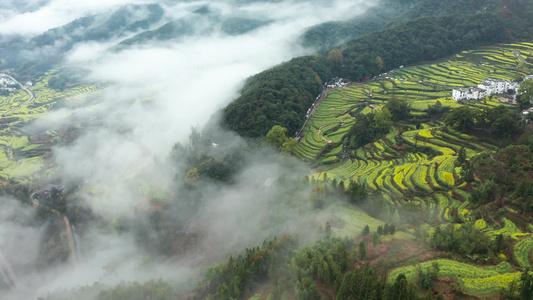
(0, 0), (153, 36)
(2, 0), (378, 297)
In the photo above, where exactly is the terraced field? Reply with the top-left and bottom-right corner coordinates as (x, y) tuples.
(388, 259), (519, 295)
(294, 43), (533, 295)
(0, 71), (98, 182)
(296, 42), (532, 224)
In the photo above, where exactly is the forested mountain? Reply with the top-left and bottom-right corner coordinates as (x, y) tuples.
(222, 0), (533, 138)
(29, 4), (165, 51)
(300, 0), (501, 51)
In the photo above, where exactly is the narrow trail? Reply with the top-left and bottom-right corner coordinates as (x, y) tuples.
(316, 118), (350, 143)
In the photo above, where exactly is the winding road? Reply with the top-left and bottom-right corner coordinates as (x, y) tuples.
(514, 50), (527, 63)
(0, 73), (35, 117)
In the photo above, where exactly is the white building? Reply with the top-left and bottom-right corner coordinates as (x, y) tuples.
(506, 81), (520, 91)
(454, 76), (533, 101)
(452, 87), (486, 101)
(477, 79), (507, 95)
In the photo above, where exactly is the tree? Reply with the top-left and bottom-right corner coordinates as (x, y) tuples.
(457, 146), (466, 165)
(359, 240), (367, 260)
(386, 274), (417, 300)
(325, 222), (332, 237)
(384, 223), (390, 235)
(327, 49), (344, 73)
(375, 56), (384, 72)
(266, 125), (289, 149)
(520, 269), (533, 300)
(362, 225), (370, 236)
(518, 79), (533, 109)
(377, 225), (383, 235)
(444, 106), (475, 131)
(185, 167), (200, 185)
(490, 109), (524, 138)
(48, 75), (67, 90)
(461, 160), (474, 182)
(372, 232), (379, 246)
(347, 180), (368, 204)
(373, 108), (393, 133)
(385, 98), (410, 121)
(281, 138), (298, 154)
(390, 224), (396, 235)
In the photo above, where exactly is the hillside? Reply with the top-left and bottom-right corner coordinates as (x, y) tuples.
(2, 1), (533, 300)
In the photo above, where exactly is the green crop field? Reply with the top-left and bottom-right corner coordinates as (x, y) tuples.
(296, 42), (533, 225)
(388, 259), (520, 295)
(293, 42), (533, 297)
(514, 235), (533, 269)
(0, 71), (99, 182)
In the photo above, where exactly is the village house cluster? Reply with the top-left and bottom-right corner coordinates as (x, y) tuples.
(0, 74), (18, 93)
(452, 75), (533, 101)
(326, 77), (352, 89)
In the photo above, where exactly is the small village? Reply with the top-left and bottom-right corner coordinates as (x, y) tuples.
(0, 74), (19, 94)
(452, 75), (533, 102)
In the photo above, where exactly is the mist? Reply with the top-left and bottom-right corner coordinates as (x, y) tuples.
(0, 0), (376, 298)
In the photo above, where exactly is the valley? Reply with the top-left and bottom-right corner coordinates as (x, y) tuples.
(1, 1), (533, 300)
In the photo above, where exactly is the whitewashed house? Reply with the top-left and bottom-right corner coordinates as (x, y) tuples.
(478, 79), (507, 95)
(454, 75), (533, 102)
(452, 87), (486, 101)
(506, 81), (520, 92)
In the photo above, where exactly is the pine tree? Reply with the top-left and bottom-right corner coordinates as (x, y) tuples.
(520, 269), (533, 300)
(359, 241), (367, 260)
(362, 225), (370, 236)
(390, 224), (396, 235)
(457, 146), (466, 165)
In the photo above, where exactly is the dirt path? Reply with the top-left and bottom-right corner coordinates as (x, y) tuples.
(316, 118), (349, 143)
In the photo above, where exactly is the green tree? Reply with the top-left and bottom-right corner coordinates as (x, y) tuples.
(457, 146), (466, 165)
(377, 225), (383, 235)
(444, 106), (475, 131)
(362, 225), (370, 236)
(373, 107), (393, 133)
(281, 138), (298, 154)
(520, 269), (533, 300)
(266, 125), (289, 149)
(372, 232), (379, 246)
(327, 49), (344, 73)
(385, 98), (410, 121)
(359, 240), (367, 260)
(518, 79), (533, 109)
(347, 180), (368, 204)
(325, 222), (332, 237)
(375, 56), (384, 72)
(185, 167), (200, 185)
